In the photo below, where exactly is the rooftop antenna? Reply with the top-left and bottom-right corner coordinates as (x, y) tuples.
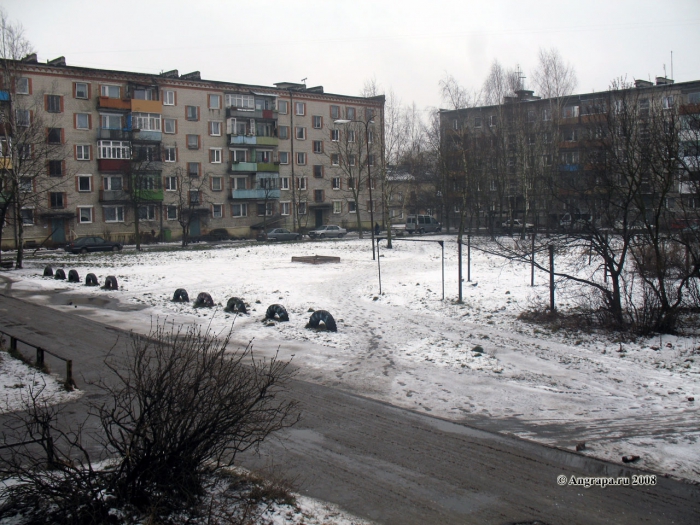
(516, 64), (526, 91)
(301, 77), (307, 87)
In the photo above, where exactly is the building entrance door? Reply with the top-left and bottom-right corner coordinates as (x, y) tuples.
(51, 219), (66, 244)
(315, 209), (323, 227)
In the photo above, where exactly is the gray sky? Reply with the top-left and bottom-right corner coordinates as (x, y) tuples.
(5, 0), (700, 112)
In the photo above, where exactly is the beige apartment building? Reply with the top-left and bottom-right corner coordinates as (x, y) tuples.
(0, 54), (384, 248)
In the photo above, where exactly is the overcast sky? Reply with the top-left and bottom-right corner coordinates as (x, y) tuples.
(4, 0), (700, 113)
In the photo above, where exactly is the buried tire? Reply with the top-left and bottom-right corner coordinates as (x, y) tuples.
(68, 269), (80, 283)
(172, 288), (190, 302)
(224, 297), (247, 314)
(85, 273), (99, 286)
(43, 265), (53, 277)
(194, 292), (214, 308)
(103, 275), (118, 290)
(265, 304), (289, 322)
(306, 309), (337, 332)
(54, 269), (66, 280)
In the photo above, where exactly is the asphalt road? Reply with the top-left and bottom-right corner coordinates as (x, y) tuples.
(0, 292), (698, 524)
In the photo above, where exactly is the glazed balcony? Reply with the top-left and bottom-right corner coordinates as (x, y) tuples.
(131, 129), (162, 142)
(131, 99), (162, 113)
(99, 189), (130, 202)
(98, 97), (131, 111)
(230, 161), (257, 172)
(133, 188), (164, 201)
(231, 188), (280, 200)
(98, 128), (130, 140)
(98, 159), (130, 172)
(230, 135), (257, 146)
(256, 136), (279, 147)
(226, 108), (277, 120)
(256, 162), (279, 172)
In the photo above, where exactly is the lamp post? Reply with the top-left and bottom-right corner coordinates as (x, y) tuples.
(334, 118), (375, 260)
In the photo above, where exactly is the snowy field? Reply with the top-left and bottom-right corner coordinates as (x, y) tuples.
(3, 235), (699, 484)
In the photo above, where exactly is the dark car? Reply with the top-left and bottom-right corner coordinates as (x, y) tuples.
(256, 228), (301, 242)
(64, 236), (123, 254)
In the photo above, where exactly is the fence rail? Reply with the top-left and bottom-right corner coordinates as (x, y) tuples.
(0, 328), (75, 388)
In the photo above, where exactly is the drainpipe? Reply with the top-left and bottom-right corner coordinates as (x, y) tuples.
(289, 88), (297, 232)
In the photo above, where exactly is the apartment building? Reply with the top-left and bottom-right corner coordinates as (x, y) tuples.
(438, 78), (700, 231)
(0, 54), (384, 248)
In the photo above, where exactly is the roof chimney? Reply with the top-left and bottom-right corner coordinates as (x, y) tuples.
(634, 79), (653, 88)
(655, 76), (674, 85)
(160, 69), (179, 78)
(47, 56), (66, 66)
(180, 71), (201, 80)
(21, 53), (38, 63)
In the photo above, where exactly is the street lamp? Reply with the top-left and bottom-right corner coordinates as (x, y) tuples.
(334, 118), (376, 260)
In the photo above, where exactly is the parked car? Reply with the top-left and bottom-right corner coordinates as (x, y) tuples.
(307, 225), (347, 239)
(502, 219), (534, 230)
(406, 215), (441, 234)
(559, 213), (592, 231)
(65, 236), (122, 254)
(256, 228), (301, 242)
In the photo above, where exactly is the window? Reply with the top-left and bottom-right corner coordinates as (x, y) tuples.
(313, 116), (322, 129)
(368, 130), (374, 143)
(21, 208), (34, 225)
(348, 177), (356, 189)
(333, 201), (342, 214)
(257, 202), (273, 216)
(313, 165), (324, 178)
(101, 85), (120, 98)
(132, 88), (154, 100)
(164, 118), (176, 134)
(368, 154), (375, 166)
(50, 192), (64, 209)
(280, 177), (290, 190)
(209, 121), (222, 136)
(101, 114), (122, 129)
(542, 108), (551, 121)
(188, 162), (200, 177)
(313, 140), (323, 153)
(166, 205), (178, 220)
(209, 94), (222, 109)
(488, 115), (497, 127)
(227, 94), (254, 109)
(74, 113), (89, 130)
(48, 161), (63, 177)
(332, 177), (341, 190)
(78, 207), (92, 224)
(663, 96), (674, 109)
(103, 175), (123, 191)
(348, 201), (357, 213)
(139, 205), (156, 220)
(232, 177), (247, 190)
(561, 151), (580, 164)
(279, 151), (289, 164)
(212, 204), (223, 218)
(563, 106), (579, 119)
(210, 148), (222, 163)
(16, 109), (30, 127)
(278, 100), (288, 114)
(298, 202), (307, 215)
(186, 105), (199, 121)
(474, 117), (482, 128)
(211, 176), (223, 191)
(254, 150), (271, 163)
(232, 149), (247, 163)
(132, 112), (161, 131)
(46, 95), (62, 113)
(104, 206), (125, 222)
(75, 82), (88, 99)
(296, 177), (307, 190)
(297, 152), (306, 165)
(331, 154), (339, 166)
(16, 77), (30, 95)
(563, 128), (578, 141)
(164, 146), (176, 162)
(187, 134), (200, 149)
(77, 175), (92, 192)
(76, 145), (91, 160)
(314, 189), (324, 202)
(98, 140), (130, 159)
(330, 105), (340, 119)
(346, 107), (355, 120)
(280, 201), (290, 216)
(349, 155), (357, 167)
(295, 102), (305, 116)
(330, 129), (339, 142)
(348, 130), (356, 143)
(165, 176), (177, 191)
(231, 203), (247, 217)
(453, 119), (459, 130)
(278, 126), (289, 140)
(47, 128), (62, 144)
(189, 190), (200, 205)
(163, 90), (175, 105)
(295, 127), (306, 140)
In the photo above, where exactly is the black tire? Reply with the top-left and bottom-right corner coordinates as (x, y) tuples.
(320, 234), (325, 239)
(68, 269), (80, 283)
(43, 266), (53, 277)
(339, 233), (345, 238)
(265, 304), (289, 322)
(173, 288), (189, 302)
(419, 228), (425, 234)
(103, 276), (118, 290)
(112, 245), (119, 252)
(85, 273), (99, 286)
(306, 310), (337, 332)
(296, 235), (301, 241)
(54, 269), (66, 280)
(80, 247), (88, 254)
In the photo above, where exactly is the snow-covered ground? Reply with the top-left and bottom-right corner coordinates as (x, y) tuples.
(3, 236), (699, 483)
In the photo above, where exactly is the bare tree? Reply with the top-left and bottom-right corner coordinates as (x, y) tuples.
(169, 166), (209, 246)
(531, 48), (578, 100)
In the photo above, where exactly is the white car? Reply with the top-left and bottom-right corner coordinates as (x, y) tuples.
(308, 225), (347, 239)
(502, 219), (534, 230)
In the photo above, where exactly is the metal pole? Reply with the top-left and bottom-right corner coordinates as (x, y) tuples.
(549, 245), (555, 311)
(531, 231), (536, 287)
(440, 241), (445, 300)
(458, 241), (463, 303)
(467, 234), (471, 282)
(376, 237), (382, 295)
(366, 120), (376, 261)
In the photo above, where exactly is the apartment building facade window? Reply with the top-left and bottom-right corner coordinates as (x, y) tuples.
(78, 207), (93, 223)
(210, 148), (222, 163)
(231, 203), (247, 217)
(212, 204), (223, 218)
(313, 140), (323, 153)
(99, 141), (130, 159)
(101, 85), (120, 98)
(186, 105), (199, 121)
(77, 175), (92, 192)
(295, 102), (305, 116)
(75, 113), (90, 129)
(132, 113), (161, 131)
(163, 90), (175, 105)
(313, 165), (324, 178)
(16, 77), (30, 95)
(164, 146), (177, 162)
(313, 116), (322, 128)
(165, 176), (177, 191)
(104, 206), (125, 222)
(296, 152), (306, 165)
(278, 151), (289, 164)
(164, 118), (176, 134)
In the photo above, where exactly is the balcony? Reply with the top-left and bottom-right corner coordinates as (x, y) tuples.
(226, 108), (277, 120)
(98, 128), (130, 140)
(256, 136), (278, 147)
(98, 159), (130, 172)
(230, 161), (257, 172)
(131, 99), (162, 113)
(98, 97), (131, 111)
(230, 135), (257, 146)
(132, 129), (162, 142)
(256, 162), (279, 172)
(99, 189), (130, 202)
(133, 189), (164, 201)
(231, 188), (280, 200)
